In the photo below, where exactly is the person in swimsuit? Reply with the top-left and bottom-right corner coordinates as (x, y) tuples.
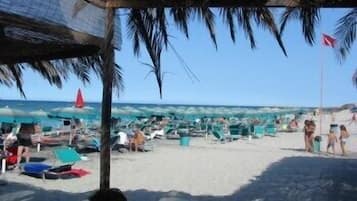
(339, 125), (350, 156)
(129, 129), (145, 152)
(304, 120), (315, 152)
(16, 123), (35, 168)
(326, 129), (337, 155)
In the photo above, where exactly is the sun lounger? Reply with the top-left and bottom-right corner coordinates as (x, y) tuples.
(265, 124), (277, 137)
(53, 147), (82, 165)
(253, 125), (265, 138)
(80, 135), (120, 152)
(22, 147), (88, 180)
(212, 128), (232, 143)
(229, 124), (242, 140)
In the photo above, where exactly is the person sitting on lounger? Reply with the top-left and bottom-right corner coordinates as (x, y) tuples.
(129, 129), (145, 152)
(288, 119), (298, 131)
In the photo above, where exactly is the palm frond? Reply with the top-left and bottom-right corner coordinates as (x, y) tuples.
(353, 69), (357, 88)
(220, 8), (236, 43)
(280, 7), (320, 45)
(254, 8), (287, 56)
(334, 8), (357, 61)
(169, 8), (192, 38)
(194, 7), (217, 49)
(236, 8), (256, 49)
(127, 9), (165, 98)
(0, 65), (18, 88)
(7, 64), (25, 97)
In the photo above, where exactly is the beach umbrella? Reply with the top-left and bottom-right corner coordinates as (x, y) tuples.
(49, 89), (96, 120)
(0, 106), (38, 123)
(49, 106), (96, 120)
(75, 88), (84, 108)
(29, 109), (48, 117)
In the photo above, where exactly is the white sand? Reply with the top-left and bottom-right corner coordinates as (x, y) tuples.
(1, 110), (357, 201)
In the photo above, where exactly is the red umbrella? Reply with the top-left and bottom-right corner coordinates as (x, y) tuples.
(75, 89), (84, 108)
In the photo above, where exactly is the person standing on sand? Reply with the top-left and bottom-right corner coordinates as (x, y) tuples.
(304, 120), (315, 152)
(339, 125), (350, 156)
(304, 120), (309, 151)
(349, 112), (356, 125)
(16, 123), (34, 169)
(327, 129), (337, 155)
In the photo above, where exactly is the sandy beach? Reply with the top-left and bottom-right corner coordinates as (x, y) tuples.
(1, 111), (357, 201)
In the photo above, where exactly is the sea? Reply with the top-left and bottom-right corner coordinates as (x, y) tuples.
(0, 100), (312, 127)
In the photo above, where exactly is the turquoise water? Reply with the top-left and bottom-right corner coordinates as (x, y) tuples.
(0, 100), (311, 127)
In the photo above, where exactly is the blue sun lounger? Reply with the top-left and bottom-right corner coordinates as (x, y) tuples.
(22, 147), (82, 179)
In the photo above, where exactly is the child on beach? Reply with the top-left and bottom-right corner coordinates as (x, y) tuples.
(326, 129), (337, 155)
(339, 125), (350, 156)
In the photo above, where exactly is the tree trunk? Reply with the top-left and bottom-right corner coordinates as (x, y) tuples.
(100, 7), (115, 190)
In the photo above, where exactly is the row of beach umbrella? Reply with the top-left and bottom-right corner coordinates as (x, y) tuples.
(0, 89), (306, 123)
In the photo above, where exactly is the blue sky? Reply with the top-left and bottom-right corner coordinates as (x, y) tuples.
(0, 8), (356, 107)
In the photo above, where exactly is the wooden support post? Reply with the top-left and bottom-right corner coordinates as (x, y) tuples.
(100, 7), (115, 190)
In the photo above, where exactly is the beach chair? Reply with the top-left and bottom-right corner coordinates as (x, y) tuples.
(83, 135), (120, 152)
(253, 125), (265, 138)
(42, 126), (52, 134)
(22, 147), (85, 180)
(53, 147), (82, 165)
(228, 124), (241, 140)
(212, 127), (232, 143)
(265, 124), (277, 137)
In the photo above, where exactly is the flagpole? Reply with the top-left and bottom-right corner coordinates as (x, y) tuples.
(319, 33), (335, 136)
(319, 45), (324, 136)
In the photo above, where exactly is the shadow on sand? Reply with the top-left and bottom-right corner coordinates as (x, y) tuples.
(1, 156), (357, 201)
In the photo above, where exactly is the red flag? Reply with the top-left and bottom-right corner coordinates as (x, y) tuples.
(75, 89), (84, 108)
(322, 34), (336, 47)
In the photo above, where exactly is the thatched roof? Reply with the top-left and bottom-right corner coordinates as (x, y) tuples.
(1, 0), (355, 64)
(0, 0), (121, 64)
(86, 0), (357, 8)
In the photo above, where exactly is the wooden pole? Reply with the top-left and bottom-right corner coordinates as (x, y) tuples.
(100, 7), (115, 190)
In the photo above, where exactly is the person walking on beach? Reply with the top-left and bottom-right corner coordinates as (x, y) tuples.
(326, 129), (337, 155)
(339, 125), (350, 156)
(16, 123), (35, 169)
(349, 112), (356, 125)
